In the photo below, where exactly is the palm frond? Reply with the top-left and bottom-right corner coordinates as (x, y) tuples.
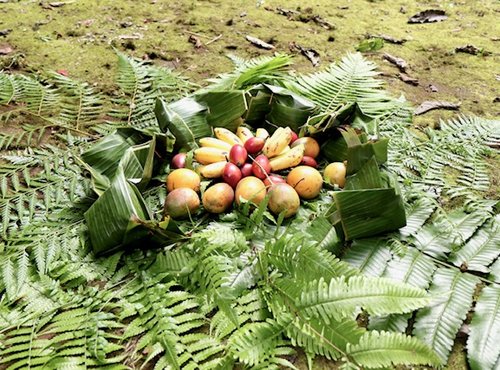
(205, 54), (292, 91)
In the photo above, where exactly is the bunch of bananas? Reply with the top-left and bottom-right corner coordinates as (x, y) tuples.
(194, 126), (306, 178)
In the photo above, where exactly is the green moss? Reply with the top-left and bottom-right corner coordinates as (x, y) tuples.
(1, 0), (499, 127)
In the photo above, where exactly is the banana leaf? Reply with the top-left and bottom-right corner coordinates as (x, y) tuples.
(155, 97), (211, 150)
(81, 128), (146, 179)
(81, 128), (158, 194)
(195, 90), (247, 131)
(84, 170), (152, 254)
(321, 128), (388, 170)
(244, 90), (272, 124)
(245, 84), (317, 132)
(303, 101), (355, 135)
(332, 188), (406, 240)
(344, 156), (383, 190)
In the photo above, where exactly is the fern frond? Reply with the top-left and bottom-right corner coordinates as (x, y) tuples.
(369, 248), (437, 332)
(276, 275), (429, 324)
(467, 285), (500, 370)
(50, 72), (103, 129)
(290, 53), (396, 117)
(342, 238), (391, 277)
(413, 267), (479, 364)
(347, 331), (441, 368)
(266, 235), (358, 283)
(227, 320), (293, 367)
(449, 215), (500, 273)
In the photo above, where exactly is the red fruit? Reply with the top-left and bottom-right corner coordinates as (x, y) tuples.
(241, 163), (253, 178)
(252, 154), (271, 179)
(171, 153), (187, 169)
(244, 137), (265, 154)
(229, 145), (248, 167)
(290, 131), (299, 144)
(263, 174), (286, 187)
(301, 156), (318, 168)
(223, 162), (242, 188)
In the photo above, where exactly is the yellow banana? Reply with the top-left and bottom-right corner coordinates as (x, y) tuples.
(194, 147), (229, 165)
(277, 145), (290, 156)
(199, 161), (227, 178)
(199, 137), (232, 151)
(214, 127), (243, 146)
(236, 126), (254, 143)
(262, 127), (292, 158)
(269, 144), (304, 171)
(255, 128), (270, 140)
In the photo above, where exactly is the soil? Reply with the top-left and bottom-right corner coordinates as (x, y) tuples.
(1, 0), (499, 369)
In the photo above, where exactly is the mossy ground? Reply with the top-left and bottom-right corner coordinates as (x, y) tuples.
(1, 0), (499, 369)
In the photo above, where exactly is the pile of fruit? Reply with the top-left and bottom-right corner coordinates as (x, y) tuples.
(164, 126), (347, 220)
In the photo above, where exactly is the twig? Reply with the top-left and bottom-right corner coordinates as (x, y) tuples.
(205, 34), (222, 45)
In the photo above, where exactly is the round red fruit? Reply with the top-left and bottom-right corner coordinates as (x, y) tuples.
(290, 131), (299, 144)
(229, 145), (248, 167)
(241, 163), (253, 178)
(244, 137), (265, 154)
(171, 153), (186, 169)
(252, 155), (271, 179)
(301, 156), (318, 168)
(263, 174), (286, 188)
(223, 162), (242, 188)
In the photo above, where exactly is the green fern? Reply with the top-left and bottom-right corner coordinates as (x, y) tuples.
(346, 331), (441, 368)
(413, 268), (479, 364)
(467, 285), (500, 370)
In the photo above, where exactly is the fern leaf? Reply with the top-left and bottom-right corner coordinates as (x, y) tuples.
(266, 235), (358, 283)
(467, 285), (500, 370)
(227, 320), (288, 366)
(370, 248), (437, 332)
(347, 331), (441, 368)
(291, 53), (395, 117)
(413, 267), (479, 364)
(450, 215), (500, 273)
(277, 276), (429, 324)
(342, 238), (391, 277)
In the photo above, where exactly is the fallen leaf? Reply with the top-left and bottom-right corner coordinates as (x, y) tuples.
(356, 38), (384, 52)
(188, 35), (204, 49)
(414, 101), (460, 115)
(383, 53), (407, 71)
(289, 42), (320, 66)
(118, 33), (143, 40)
(56, 69), (69, 76)
(272, 7), (334, 30)
(48, 2), (67, 7)
(245, 35), (274, 50)
(0, 44), (14, 55)
(426, 84), (439, 92)
(0, 29), (12, 37)
(455, 44), (489, 56)
(399, 73), (419, 86)
(367, 33), (406, 44)
(408, 9), (447, 24)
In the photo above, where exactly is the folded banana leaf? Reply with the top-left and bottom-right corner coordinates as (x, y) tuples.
(332, 187), (406, 240)
(81, 128), (158, 195)
(322, 127), (388, 169)
(245, 84), (317, 132)
(155, 97), (211, 150)
(195, 90), (247, 131)
(84, 170), (152, 254)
